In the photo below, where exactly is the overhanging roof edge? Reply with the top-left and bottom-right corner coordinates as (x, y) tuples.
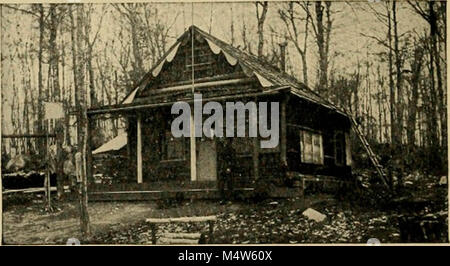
(88, 86), (290, 116)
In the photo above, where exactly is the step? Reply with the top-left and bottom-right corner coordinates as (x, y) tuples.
(162, 232), (202, 239)
(157, 237), (199, 244)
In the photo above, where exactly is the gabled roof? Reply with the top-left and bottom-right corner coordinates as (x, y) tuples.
(119, 25), (348, 117)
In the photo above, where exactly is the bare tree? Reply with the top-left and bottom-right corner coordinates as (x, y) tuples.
(406, 38), (425, 150)
(255, 1), (268, 57)
(303, 1), (333, 94)
(279, 1), (311, 86)
(409, 1), (446, 150)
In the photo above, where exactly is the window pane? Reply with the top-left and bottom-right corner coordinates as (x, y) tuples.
(313, 134), (321, 164)
(303, 132), (313, 163)
(300, 130), (324, 165)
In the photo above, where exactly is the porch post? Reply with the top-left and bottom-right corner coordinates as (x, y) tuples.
(137, 113), (143, 184)
(252, 96), (259, 181)
(190, 110), (197, 181)
(280, 93), (288, 164)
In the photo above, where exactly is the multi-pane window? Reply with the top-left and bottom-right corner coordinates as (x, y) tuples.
(300, 130), (324, 165)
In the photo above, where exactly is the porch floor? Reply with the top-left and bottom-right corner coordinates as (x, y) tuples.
(85, 180), (302, 201)
(87, 180), (251, 201)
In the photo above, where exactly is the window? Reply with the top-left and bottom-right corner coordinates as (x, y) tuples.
(334, 131), (345, 166)
(162, 131), (184, 161)
(345, 132), (352, 166)
(300, 130), (323, 165)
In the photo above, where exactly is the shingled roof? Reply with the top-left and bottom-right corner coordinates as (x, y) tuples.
(118, 25), (348, 117)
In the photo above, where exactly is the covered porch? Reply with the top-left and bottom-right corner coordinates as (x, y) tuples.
(85, 83), (292, 201)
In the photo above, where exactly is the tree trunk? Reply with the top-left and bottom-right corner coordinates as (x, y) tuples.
(75, 4), (91, 239)
(37, 4), (45, 154)
(393, 1), (404, 147)
(84, 9), (97, 108)
(314, 1), (330, 95)
(48, 4), (65, 198)
(256, 1), (268, 58)
(428, 1), (446, 150)
(387, 4), (396, 148)
(406, 44), (424, 150)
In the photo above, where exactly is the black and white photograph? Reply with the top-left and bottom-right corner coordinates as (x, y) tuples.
(0, 0), (448, 245)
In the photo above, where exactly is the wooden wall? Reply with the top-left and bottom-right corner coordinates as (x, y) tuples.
(124, 92), (351, 184)
(286, 96), (352, 178)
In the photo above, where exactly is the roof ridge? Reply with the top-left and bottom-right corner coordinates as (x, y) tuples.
(192, 25), (347, 115)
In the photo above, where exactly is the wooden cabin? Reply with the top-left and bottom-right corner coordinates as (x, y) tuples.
(86, 26), (352, 199)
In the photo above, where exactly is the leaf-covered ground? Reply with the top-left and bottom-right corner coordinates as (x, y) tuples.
(3, 176), (447, 245)
(88, 197), (402, 244)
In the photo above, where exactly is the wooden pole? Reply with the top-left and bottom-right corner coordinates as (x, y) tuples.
(208, 220), (214, 243)
(190, 24), (197, 182)
(190, 112), (197, 181)
(252, 97), (259, 181)
(46, 119), (51, 210)
(280, 94), (288, 164)
(137, 113), (143, 184)
(150, 224), (157, 244)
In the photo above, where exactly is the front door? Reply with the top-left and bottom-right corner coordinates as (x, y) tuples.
(196, 138), (217, 181)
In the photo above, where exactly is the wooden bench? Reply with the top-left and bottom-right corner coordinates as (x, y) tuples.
(145, 216), (217, 244)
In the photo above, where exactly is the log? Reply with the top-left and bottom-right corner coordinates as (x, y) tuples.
(157, 237), (199, 245)
(167, 216), (217, 223)
(162, 232), (202, 239)
(146, 218), (171, 224)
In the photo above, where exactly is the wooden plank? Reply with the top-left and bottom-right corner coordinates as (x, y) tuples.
(84, 187), (255, 201)
(146, 215), (217, 224)
(2, 186), (71, 194)
(162, 233), (202, 239)
(190, 111), (197, 181)
(146, 218), (171, 224)
(169, 216), (217, 223)
(2, 134), (56, 138)
(154, 78), (251, 93)
(137, 114), (143, 184)
(157, 237), (199, 245)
